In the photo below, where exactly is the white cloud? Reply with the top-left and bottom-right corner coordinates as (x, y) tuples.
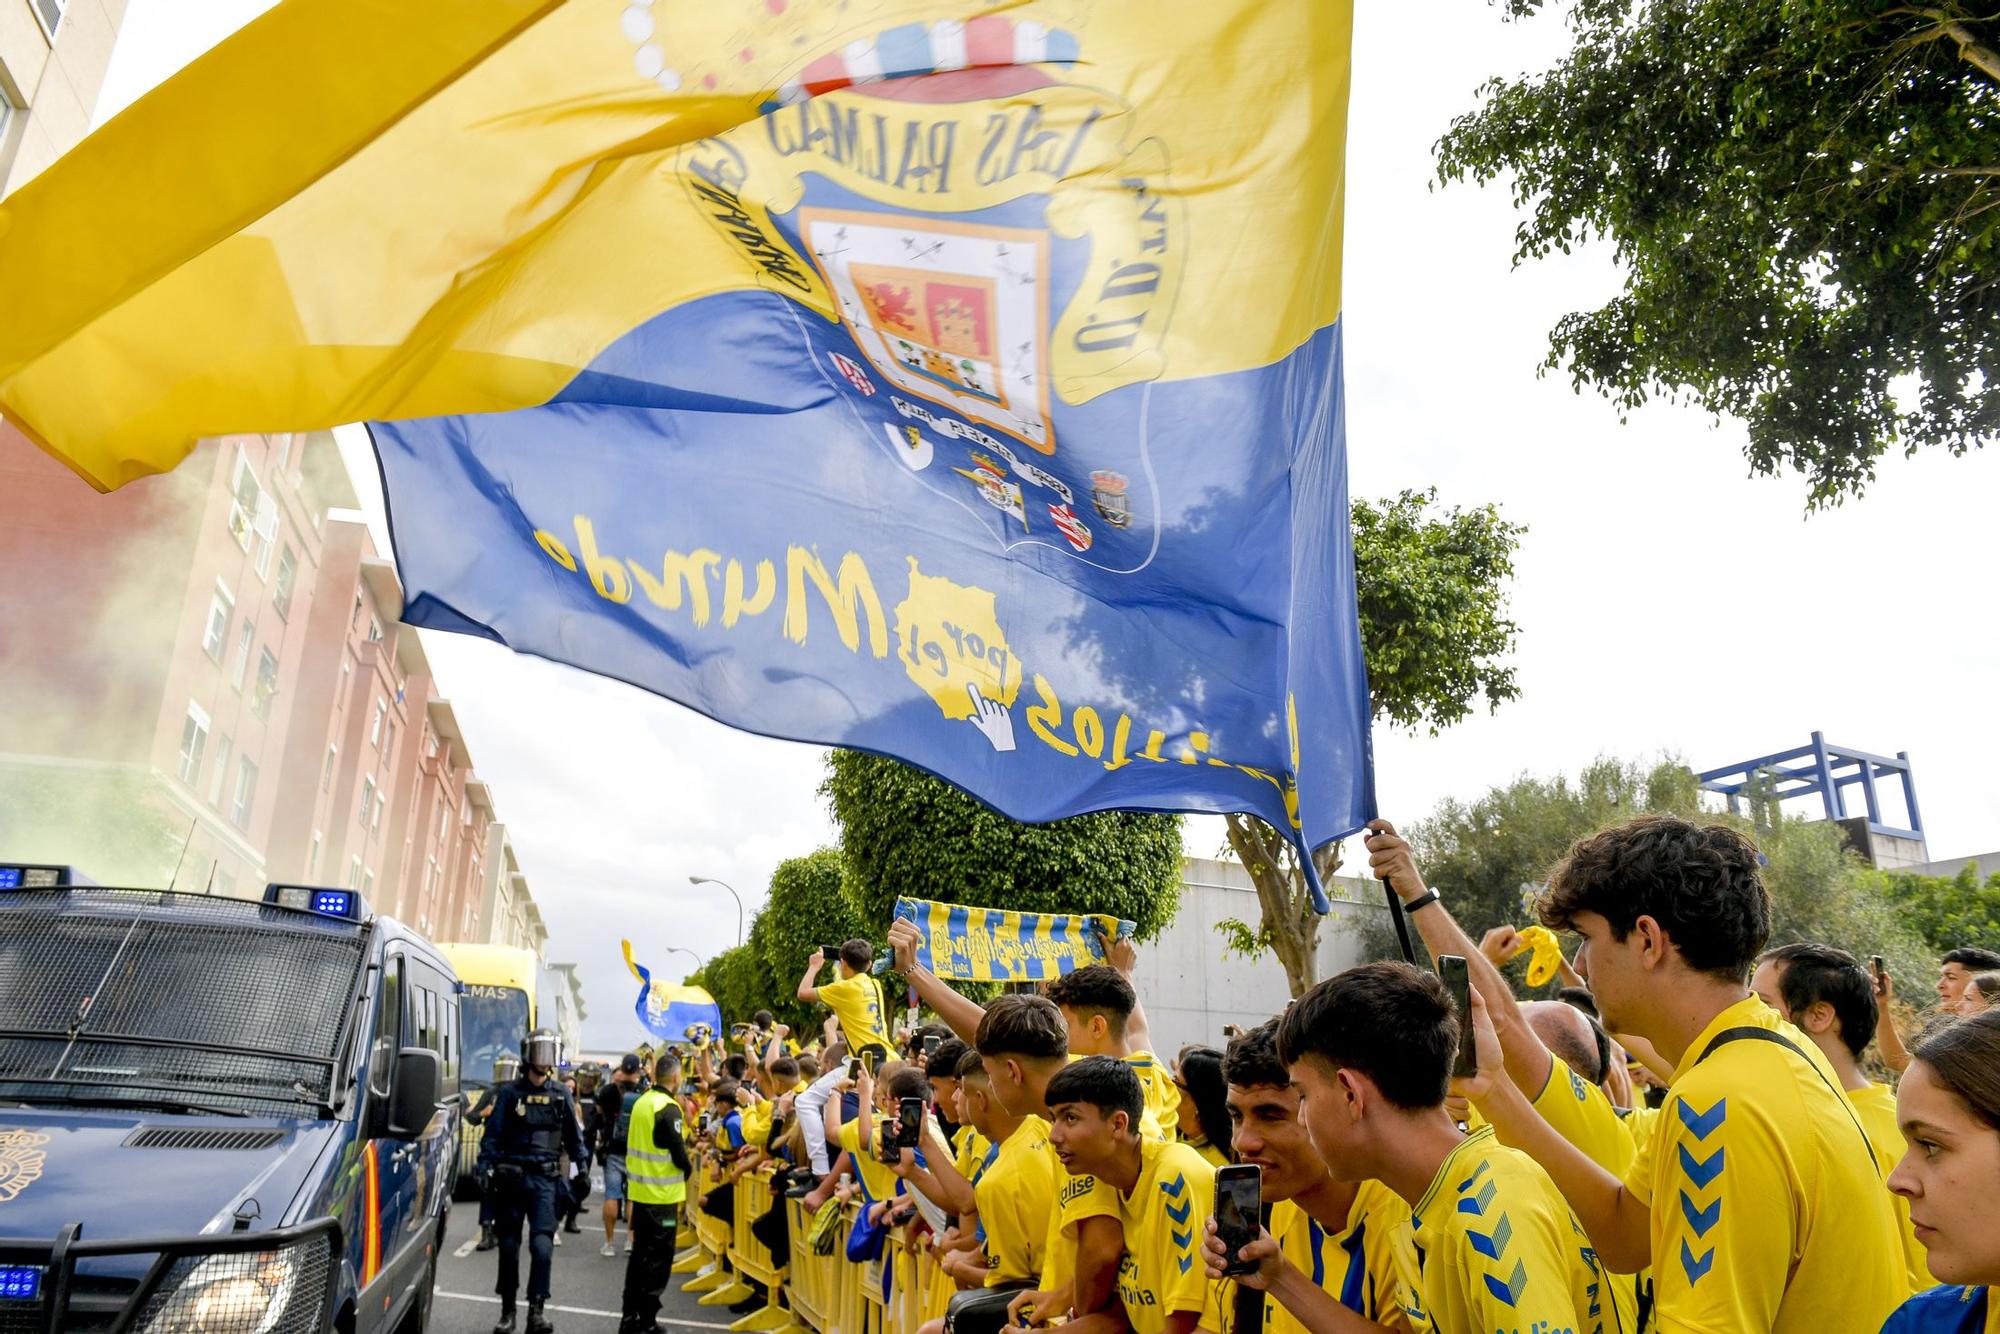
(99, 1), (2000, 1049)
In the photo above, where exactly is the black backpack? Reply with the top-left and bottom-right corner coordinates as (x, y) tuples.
(611, 1088), (643, 1148)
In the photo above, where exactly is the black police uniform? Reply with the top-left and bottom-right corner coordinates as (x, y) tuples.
(479, 1071), (589, 1323)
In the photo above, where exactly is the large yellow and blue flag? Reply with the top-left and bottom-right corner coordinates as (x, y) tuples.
(0, 0), (1370, 903)
(623, 939), (721, 1041)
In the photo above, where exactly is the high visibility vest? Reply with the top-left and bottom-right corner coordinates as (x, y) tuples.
(626, 1088), (688, 1205)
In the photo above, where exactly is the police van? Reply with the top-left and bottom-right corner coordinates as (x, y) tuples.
(0, 863), (462, 1333)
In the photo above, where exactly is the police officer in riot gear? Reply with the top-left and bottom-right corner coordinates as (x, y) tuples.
(478, 1030), (588, 1333)
(469, 1053), (520, 1252)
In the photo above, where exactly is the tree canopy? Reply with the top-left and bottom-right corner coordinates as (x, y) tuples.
(1384, 757), (1935, 995)
(1225, 489), (1525, 994)
(1873, 859), (2000, 955)
(822, 749), (1185, 940)
(1437, 0), (1999, 504)
(744, 848), (876, 1034)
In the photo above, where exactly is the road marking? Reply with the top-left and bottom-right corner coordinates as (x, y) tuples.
(451, 1236), (481, 1258)
(434, 1290), (739, 1329)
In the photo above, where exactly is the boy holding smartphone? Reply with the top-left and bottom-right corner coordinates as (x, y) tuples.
(1202, 1020), (1413, 1332)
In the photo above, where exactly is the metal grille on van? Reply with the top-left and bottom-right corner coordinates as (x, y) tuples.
(123, 1126), (286, 1151)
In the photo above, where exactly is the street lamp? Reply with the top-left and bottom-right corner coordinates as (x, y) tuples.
(661, 945), (704, 973)
(688, 875), (744, 946)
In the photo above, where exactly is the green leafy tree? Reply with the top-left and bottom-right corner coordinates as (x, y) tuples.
(1224, 489), (1525, 996)
(1381, 757), (1933, 995)
(1872, 861), (2000, 955)
(1436, 1), (1999, 505)
(822, 751), (1184, 941)
(685, 944), (766, 1032)
(0, 767), (191, 890)
(746, 848), (877, 1037)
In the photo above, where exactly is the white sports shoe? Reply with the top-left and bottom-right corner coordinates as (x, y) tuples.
(624, 1235), (634, 1253)
(601, 1242), (617, 1257)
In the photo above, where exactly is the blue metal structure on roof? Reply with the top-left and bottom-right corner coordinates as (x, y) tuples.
(1696, 731), (1923, 841)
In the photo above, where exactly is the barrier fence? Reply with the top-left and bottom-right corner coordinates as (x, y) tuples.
(676, 1163), (964, 1334)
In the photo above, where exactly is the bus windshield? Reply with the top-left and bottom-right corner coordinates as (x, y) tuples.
(461, 985), (531, 1088)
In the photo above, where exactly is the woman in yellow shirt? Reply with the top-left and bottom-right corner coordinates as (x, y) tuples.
(1881, 1011), (2000, 1332)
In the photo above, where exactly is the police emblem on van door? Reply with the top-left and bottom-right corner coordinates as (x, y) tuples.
(0, 1129), (49, 1202)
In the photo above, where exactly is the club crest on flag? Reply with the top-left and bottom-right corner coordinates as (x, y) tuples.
(808, 211), (1055, 454)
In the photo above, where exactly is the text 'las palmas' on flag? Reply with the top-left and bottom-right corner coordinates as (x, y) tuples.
(0, 2), (1373, 907)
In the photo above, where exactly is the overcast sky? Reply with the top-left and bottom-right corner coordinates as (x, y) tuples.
(97, 2), (2000, 1050)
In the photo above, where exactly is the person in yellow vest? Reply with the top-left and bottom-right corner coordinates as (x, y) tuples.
(1752, 942), (1931, 1296)
(620, 1051), (692, 1334)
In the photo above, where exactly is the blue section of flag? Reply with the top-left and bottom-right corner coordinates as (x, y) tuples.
(372, 169), (1372, 900)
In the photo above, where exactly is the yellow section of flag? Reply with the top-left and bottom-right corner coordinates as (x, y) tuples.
(0, 0), (1350, 492)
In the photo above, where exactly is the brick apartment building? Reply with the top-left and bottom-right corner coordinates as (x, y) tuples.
(0, 0), (550, 960)
(0, 430), (549, 958)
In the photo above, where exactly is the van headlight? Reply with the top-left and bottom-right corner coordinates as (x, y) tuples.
(137, 1246), (302, 1334)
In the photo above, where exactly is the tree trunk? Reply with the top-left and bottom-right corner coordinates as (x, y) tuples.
(1223, 813), (1325, 998)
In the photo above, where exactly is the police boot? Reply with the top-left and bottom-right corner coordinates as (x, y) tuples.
(525, 1298), (554, 1334)
(491, 1298), (517, 1333)
(476, 1224), (498, 1251)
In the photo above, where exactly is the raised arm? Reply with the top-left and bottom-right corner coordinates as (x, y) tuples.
(1366, 820), (1555, 1097)
(797, 949), (825, 1004)
(1101, 931), (1152, 1055)
(888, 918), (988, 1043)
(1875, 968), (1913, 1073)
(1459, 989), (1653, 1272)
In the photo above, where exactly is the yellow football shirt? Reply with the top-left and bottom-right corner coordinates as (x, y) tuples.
(1623, 995), (1905, 1334)
(1513, 1061), (1642, 1332)
(1850, 1081), (1932, 1297)
(836, 1116), (901, 1204)
(1401, 1126), (1607, 1334)
(976, 1116), (1061, 1286)
(1264, 1184), (1413, 1334)
(954, 1125), (994, 1179)
(739, 1099), (773, 1148)
(1125, 1050), (1183, 1140)
(817, 970), (894, 1053)
(1112, 1138), (1224, 1334)
(1040, 1163), (1121, 1293)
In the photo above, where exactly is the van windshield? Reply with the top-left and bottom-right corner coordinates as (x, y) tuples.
(0, 889), (367, 1116)
(461, 986), (531, 1090)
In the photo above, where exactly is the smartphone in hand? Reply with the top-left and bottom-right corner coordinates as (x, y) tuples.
(1439, 954), (1478, 1079)
(1214, 1164), (1262, 1276)
(897, 1096), (924, 1149)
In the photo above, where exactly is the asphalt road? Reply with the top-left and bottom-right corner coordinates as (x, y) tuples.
(432, 1193), (728, 1334)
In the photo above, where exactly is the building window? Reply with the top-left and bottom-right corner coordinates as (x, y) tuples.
(348, 857), (362, 890)
(359, 775), (376, 826)
(382, 718), (397, 760)
(274, 433), (294, 475)
(308, 831), (322, 879)
(227, 448), (265, 552)
(29, 0), (63, 40)
(253, 525), (275, 581)
(230, 623), (254, 690)
(230, 757), (258, 829)
(208, 734), (232, 804)
(370, 699), (385, 745)
(368, 617), (383, 643)
(371, 791), (384, 831)
(201, 584), (234, 660)
(362, 869), (375, 897)
(273, 545), (298, 620)
(252, 649), (279, 720)
(338, 652), (354, 705)
(351, 594), (363, 629)
(322, 744), (337, 792)
(177, 703), (210, 785)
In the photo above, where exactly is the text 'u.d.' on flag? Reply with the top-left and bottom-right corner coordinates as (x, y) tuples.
(0, 0), (1373, 906)
(623, 939), (721, 1042)
(892, 897), (1131, 983)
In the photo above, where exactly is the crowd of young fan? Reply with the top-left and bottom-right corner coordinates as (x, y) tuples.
(566, 815), (2000, 1334)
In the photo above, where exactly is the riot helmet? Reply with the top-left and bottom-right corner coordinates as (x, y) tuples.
(521, 1028), (562, 1075)
(493, 1053), (521, 1085)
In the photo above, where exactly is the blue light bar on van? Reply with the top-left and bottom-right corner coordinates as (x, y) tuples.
(0, 1266), (41, 1300)
(0, 864), (88, 889)
(263, 884), (366, 920)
